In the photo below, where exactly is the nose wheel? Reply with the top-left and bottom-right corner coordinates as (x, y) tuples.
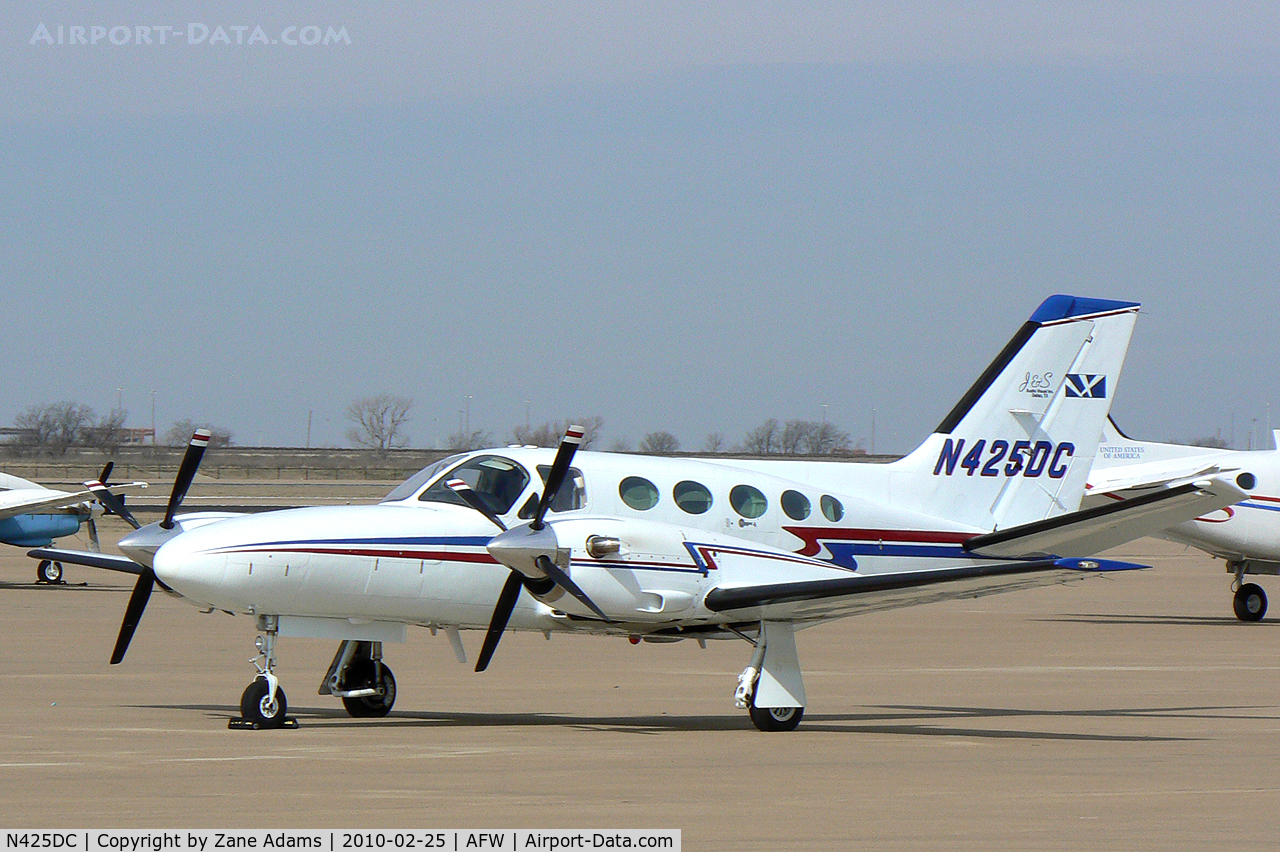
(229, 616), (298, 730)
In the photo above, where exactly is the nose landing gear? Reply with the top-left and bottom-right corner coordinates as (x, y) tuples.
(229, 615), (298, 730)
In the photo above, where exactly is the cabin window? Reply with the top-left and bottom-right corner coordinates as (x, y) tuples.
(820, 494), (844, 522)
(619, 476), (660, 510)
(418, 455), (531, 515)
(730, 484), (768, 519)
(673, 480), (713, 515)
(781, 489), (811, 521)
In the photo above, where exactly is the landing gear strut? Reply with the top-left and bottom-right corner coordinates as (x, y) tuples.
(230, 615), (296, 729)
(319, 640), (397, 718)
(734, 621), (805, 732)
(1231, 563), (1268, 622)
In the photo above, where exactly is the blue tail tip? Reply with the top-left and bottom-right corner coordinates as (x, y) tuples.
(1031, 295), (1140, 324)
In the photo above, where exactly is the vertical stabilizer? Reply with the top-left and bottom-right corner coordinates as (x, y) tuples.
(893, 295), (1140, 531)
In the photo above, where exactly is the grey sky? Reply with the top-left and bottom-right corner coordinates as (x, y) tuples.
(3, 3), (1278, 451)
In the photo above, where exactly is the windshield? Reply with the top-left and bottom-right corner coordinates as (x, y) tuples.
(418, 455), (531, 516)
(381, 455), (464, 503)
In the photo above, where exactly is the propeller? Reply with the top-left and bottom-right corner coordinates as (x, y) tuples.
(108, 428), (212, 664)
(448, 424), (610, 672)
(111, 571), (155, 664)
(162, 428), (211, 528)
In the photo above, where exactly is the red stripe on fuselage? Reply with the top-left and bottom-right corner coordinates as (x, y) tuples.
(784, 526), (972, 558)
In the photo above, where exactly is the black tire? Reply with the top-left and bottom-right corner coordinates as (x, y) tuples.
(748, 702), (804, 732)
(340, 661), (396, 718)
(240, 677), (288, 728)
(36, 560), (63, 584)
(1234, 583), (1267, 622)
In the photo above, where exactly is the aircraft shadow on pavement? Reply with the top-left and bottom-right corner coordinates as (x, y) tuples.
(130, 701), (1254, 740)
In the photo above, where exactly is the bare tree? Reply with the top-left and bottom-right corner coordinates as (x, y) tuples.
(740, 417), (851, 456)
(84, 408), (129, 452)
(165, 419), (235, 449)
(702, 432), (726, 453)
(345, 393), (412, 455)
(779, 420), (809, 454)
(803, 421), (852, 455)
(446, 428), (495, 452)
(639, 431), (680, 454)
(741, 419), (779, 454)
(511, 416), (605, 449)
(13, 401), (96, 455)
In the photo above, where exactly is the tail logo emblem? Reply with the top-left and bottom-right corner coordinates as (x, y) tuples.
(1065, 373), (1106, 398)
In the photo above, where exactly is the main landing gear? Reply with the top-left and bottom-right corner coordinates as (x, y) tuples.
(734, 621), (806, 732)
(35, 560), (64, 584)
(319, 639), (397, 718)
(1230, 562), (1268, 622)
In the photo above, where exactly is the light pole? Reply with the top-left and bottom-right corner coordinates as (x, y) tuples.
(465, 395), (473, 435)
(150, 390), (156, 446)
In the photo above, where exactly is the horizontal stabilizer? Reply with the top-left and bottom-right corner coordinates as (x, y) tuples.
(27, 547), (147, 576)
(964, 474), (1248, 559)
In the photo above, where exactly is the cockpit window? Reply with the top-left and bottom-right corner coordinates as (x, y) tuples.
(382, 455), (464, 502)
(517, 465), (586, 519)
(418, 455), (531, 516)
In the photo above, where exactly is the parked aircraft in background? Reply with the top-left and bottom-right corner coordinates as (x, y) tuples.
(33, 296), (1250, 731)
(1, 464), (144, 582)
(1088, 418), (1277, 620)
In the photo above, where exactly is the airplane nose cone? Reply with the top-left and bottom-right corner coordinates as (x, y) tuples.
(152, 533), (227, 606)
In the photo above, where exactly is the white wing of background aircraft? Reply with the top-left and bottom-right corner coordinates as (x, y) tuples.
(0, 467), (146, 582)
(1088, 417), (1279, 620)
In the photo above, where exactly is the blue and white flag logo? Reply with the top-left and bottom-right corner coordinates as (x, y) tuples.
(1065, 373), (1106, 398)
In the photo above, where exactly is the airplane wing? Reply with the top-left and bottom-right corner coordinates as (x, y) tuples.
(965, 474), (1247, 559)
(0, 488), (93, 521)
(0, 481), (149, 522)
(1087, 460), (1234, 495)
(26, 547), (147, 576)
(703, 557), (1141, 623)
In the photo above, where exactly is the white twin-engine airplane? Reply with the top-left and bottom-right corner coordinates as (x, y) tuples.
(1087, 418), (1280, 621)
(32, 295), (1252, 731)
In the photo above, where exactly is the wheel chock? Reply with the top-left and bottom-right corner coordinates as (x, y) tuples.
(228, 716), (299, 730)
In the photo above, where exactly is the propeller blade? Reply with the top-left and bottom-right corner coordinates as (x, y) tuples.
(475, 570), (525, 672)
(98, 461), (114, 485)
(162, 428), (212, 529)
(532, 424), (584, 530)
(446, 479), (507, 531)
(111, 570), (155, 664)
(535, 554), (611, 622)
(84, 480), (142, 530)
(87, 518), (101, 553)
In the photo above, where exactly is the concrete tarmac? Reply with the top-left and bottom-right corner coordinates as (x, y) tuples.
(3, 524), (1279, 850)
